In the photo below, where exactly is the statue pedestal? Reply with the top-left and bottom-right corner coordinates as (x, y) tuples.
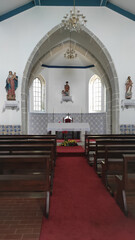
(3, 101), (19, 112)
(121, 99), (135, 110)
(61, 95), (73, 103)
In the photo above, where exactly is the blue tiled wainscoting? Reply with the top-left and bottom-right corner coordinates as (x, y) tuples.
(120, 125), (135, 134)
(0, 125), (21, 135)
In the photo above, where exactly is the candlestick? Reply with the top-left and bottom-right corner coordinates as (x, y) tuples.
(53, 108), (54, 122)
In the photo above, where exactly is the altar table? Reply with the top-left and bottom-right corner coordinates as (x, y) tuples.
(47, 122), (90, 143)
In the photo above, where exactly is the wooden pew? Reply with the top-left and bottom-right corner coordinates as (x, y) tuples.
(0, 134), (57, 155)
(0, 137), (57, 164)
(85, 134), (135, 162)
(93, 139), (135, 174)
(0, 134), (56, 140)
(115, 154), (135, 216)
(0, 154), (51, 218)
(101, 145), (135, 194)
(0, 136), (56, 171)
(12, 150), (55, 195)
(0, 136), (57, 197)
(0, 142), (56, 162)
(0, 143), (56, 194)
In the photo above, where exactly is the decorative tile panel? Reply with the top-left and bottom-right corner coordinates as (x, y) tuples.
(28, 112), (106, 135)
(28, 113), (48, 135)
(1, 123), (135, 135)
(0, 125), (21, 135)
(120, 125), (135, 134)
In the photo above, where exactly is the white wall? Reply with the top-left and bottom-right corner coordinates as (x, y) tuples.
(44, 68), (87, 114)
(40, 49), (94, 114)
(0, 6), (135, 125)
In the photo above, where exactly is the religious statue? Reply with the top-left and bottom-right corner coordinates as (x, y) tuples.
(5, 71), (18, 100)
(62, 81), (70, 96)
(61, 81), (73, 103)
(125, 76), (133, 99)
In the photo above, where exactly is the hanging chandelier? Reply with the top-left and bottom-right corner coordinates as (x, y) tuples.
(64, 47), (77, 59)
(64, 32), (77, 59)
(61, 0), (87, 32)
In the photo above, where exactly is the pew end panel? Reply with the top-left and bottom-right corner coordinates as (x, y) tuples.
(115, 175), (128, 215)
(101, 161), (107, 186)
(101, 145), (135, 195)
(115, 154), (135, 216)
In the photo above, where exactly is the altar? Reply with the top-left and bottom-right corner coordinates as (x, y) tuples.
(47, 122), (90, 143)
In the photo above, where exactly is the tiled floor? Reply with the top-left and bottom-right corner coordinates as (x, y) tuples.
(0, 198), (44, 240)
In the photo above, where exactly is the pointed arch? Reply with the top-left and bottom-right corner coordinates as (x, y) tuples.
(21, 24), (119, 134)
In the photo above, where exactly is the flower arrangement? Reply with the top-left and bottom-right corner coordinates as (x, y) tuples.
(60, 139), (78, 147)
(60, 130), (78, 146)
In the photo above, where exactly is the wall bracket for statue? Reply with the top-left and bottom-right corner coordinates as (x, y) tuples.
(61, 95), (73, 103)
(121, 99), (135, 110)
(3, 101), (19, 112)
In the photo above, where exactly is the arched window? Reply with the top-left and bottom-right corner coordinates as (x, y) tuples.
(89, 75), (106, 112)
(33, 78), (41, 111)
(29, 77), (45, 112)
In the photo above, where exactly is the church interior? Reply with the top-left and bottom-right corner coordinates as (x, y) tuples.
(0, 1), (135, 239)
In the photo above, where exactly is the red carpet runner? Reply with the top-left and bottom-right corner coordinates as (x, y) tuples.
(40, 147), (135, 240)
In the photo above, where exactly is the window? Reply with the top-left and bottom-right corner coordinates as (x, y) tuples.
(29, 77), (45, 112)
(33, 78), (41, 111)
(89, 75), (106, 112)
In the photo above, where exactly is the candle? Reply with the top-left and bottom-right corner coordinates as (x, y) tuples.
(81, 108), (82, 122)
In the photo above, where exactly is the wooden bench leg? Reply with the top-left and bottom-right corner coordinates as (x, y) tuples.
(50, 170), (54, 196)
(45, 191), (50, 218)
(122, 190), (128, 216)
(101, 161), (107, 186)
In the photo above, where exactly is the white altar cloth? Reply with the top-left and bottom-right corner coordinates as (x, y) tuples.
(47, 122), (90, 132)
(47, 122), (90, 144)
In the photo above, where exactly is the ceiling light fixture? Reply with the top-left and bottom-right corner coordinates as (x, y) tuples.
(64, 32), (77, 59)
(61, 0), (87, 32)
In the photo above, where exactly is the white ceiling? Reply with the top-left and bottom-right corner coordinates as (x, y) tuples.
(0, 0), (134, 21)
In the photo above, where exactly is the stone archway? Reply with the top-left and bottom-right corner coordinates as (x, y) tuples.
(21, 25), (119, 134)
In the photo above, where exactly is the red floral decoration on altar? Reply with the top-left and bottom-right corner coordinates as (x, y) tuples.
(62, 130), (68, 141)
(62, 131), (68, 134)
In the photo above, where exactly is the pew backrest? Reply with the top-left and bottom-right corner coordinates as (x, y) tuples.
(0, 154), (50, 194)
(105, 145), (135, 168)
(85, 134), (135, 156)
